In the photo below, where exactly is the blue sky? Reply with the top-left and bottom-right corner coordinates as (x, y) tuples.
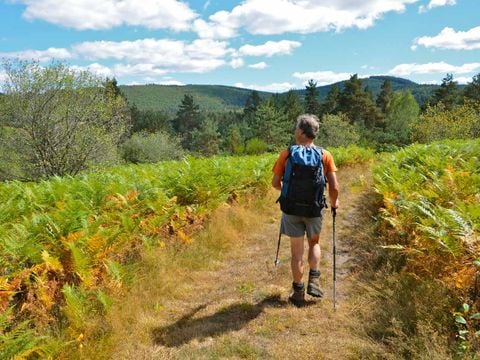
(0, 0), (479, 92)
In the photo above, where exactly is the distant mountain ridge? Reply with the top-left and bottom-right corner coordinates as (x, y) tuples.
(119, 76), (443, 113)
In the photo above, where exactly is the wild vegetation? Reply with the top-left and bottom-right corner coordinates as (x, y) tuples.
(0, 59), (479, 358)
(368, 139), (480, 357)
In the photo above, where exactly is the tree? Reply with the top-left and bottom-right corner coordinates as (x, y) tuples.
(384, 91), (419, 146)
(431, 73), (459, 110)
(338, 74), (382, 129)
(121, 131), (184, 163)
(283, 90), (303, 128)
(321, 85), (340, 116)
(0, 60), (129, 179)
(190, 117), (220, 156)
(252, 100), (291, 149)
(464, 73), (480, 102)
(174, 94), (201, 150)
(243, 90), (262, 117)
(304, 79), (321, 116)
(412, 101), (480, 143)
(376, 79), (393, 115)
(317, 113), (360, 148)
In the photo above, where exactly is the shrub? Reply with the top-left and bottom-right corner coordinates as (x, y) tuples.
(317, 113), (360, 148)
(244, 137), (268, 155)
(121, 131), (184, 163)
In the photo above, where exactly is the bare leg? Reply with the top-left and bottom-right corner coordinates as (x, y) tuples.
(290, 236), (305, 283)
(308, 234), (321, 271)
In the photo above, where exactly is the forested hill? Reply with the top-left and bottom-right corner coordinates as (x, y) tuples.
(119, 76), (442, 113)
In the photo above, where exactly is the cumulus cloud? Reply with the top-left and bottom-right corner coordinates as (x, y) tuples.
(70, 63), (113, 77)
(293, 70), (353, 85)
(249, 62), (268, 69)
(196, 0), (419, 38)
(238, 40), (301, 57)
(412, 26), (480, 50)
(419, 0), (456, 13)
(13, 0), (197, 31)
(230, 58), (245, 68)
(389, 61), (480, 75)
(72, 38), (230, 73)
(234, 82), (296, 92)
(0, 47), (72, 62)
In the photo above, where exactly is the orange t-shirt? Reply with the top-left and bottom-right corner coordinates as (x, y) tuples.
(272, 147), (337, 177)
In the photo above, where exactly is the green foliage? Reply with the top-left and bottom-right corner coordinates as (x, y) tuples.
(130, 107), (173, 134)
(244, 138), (268, 155)
(304, 79), (320, 115)
(0, 308), (49, 359)
(120, 131), (184, 164)
(251, 101), (291, 150)
(430, 73), (460, 110)
(337, 74), (382, 129)
(0, 60), (129, 180)
(464, 73), (480, 102)
(328, 145), (375, 167)
(190, 117), (221, 156)
(317, 113), (360, 148)
(383, 90), (419, 146)
(412, 101), (480, 143)
(374, 139), (480, 263)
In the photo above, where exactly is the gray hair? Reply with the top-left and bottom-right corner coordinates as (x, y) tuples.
(296, 114), (319, 139)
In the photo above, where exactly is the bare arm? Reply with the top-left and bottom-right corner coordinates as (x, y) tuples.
(272, 174), (282, 191)
(326, 171), (339, 209)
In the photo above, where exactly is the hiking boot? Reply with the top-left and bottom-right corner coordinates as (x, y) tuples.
(307, 269), (324, 298)
(288, 282), (305, 307)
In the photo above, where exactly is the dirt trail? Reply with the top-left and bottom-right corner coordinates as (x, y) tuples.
(102, 164), (378, 359)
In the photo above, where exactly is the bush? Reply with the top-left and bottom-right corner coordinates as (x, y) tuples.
(317, 113), (360, 148)
(244, 138), (268, 155)
(121, 131), (184, 163)
(412, 101), (480, 143)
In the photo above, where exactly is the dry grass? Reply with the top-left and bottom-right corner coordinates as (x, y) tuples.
(76, 164), (394, 359)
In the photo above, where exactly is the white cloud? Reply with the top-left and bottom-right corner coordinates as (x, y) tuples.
(455, 76), (473, 85)
(412, 26), (480, 50)
(293, 70), (352, 85)
(230, 58), (244, 68)
(0, 70), (6, 83)
(14, 0), (197, 31)
(238, 40), (301, 57)
(70, 63), (113, 77)
(0, 47), (72, 62)
(389, 61), (480, 75)
(72, 38), (230, 73)
(249, 62), (268, 69)
(197, 0), (419, 38)
(419, 0), (456, 13)
(234, 82), (296, 92)
(156, 79), (185, 86)
(193, 19), (238, 39)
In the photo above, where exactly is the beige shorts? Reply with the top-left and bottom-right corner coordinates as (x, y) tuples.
(280, 212), (323, 239)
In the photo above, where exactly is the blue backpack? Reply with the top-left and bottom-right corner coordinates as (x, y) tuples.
(278, 145), (327, 217)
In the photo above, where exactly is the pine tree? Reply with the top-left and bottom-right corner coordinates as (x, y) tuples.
(174, 94), (201, 150)
(190, 117), (220, 155)
(321, 84), (340, 116)
(243, 90), (262, 117)
(253, 100), (291, 149)
(283, 90), (303, 128)
(432, 73), (459, 110)
(385, 91), (419, 146)
(338, 74), (381, 128)
(304, 79), (321, 116)
(464, 73), (480, 102)
(376, 80), (393, 114)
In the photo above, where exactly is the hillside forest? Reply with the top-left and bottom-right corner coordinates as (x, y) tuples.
(1, 60), (479, 181)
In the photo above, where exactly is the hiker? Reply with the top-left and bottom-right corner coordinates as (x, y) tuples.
(272, 114), (339, 307)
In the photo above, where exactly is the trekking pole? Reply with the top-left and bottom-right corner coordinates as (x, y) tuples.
(332, 208), (337, 311)
(274, 226), (281, 267)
